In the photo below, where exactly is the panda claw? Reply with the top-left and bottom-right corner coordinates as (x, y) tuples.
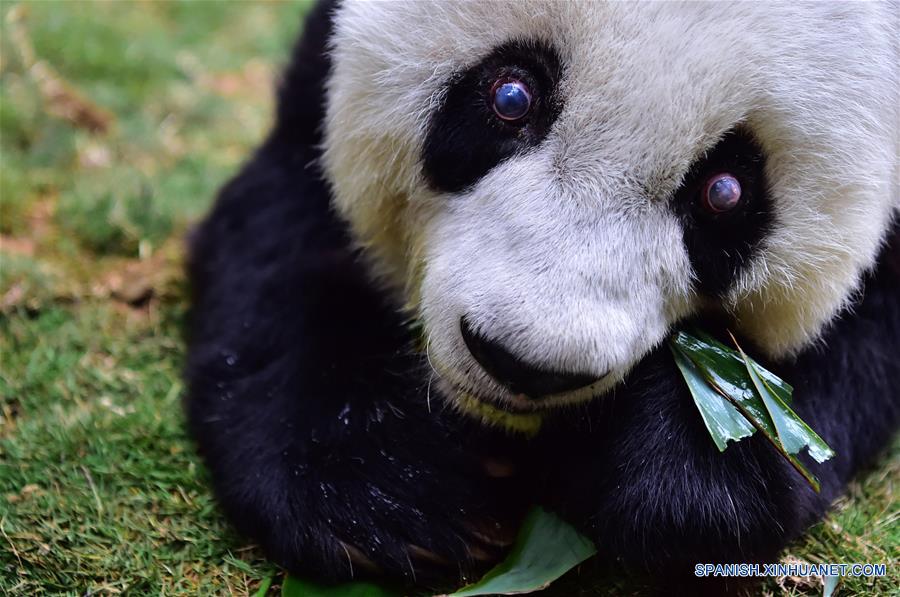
(408, 543), (453, 567)
(339, 541), (380, 575)
(466, 519), (516, 548)
(465, 542), (496, 562)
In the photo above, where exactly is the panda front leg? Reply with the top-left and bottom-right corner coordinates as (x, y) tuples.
(185, 148), (531, 587)
(541, 249), (900, 592)
(540, 348), (823, 584)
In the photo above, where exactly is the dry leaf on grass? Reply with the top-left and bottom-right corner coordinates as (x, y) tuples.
(6, 4), (114, 134)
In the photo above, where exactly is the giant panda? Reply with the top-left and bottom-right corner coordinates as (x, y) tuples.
(186, 0), (900, 593)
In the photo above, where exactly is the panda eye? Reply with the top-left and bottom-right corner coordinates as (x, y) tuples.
(701, 173), (742, 213)
(491, 78), (532, 122)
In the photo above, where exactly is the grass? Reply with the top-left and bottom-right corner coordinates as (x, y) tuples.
(1, 1), (304, 593)
(0, 1), (896, 595)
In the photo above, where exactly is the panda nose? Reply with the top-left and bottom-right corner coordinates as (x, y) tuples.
(460, 317), (601, 398)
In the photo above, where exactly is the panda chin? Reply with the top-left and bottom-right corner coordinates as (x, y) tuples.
(440, 372), (618, 434)
(454, 391), (545, 436)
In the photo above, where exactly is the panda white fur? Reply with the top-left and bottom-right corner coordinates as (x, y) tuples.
(187, 1), (900, 593)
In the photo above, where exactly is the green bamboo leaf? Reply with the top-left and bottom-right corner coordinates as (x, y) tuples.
(689, 328), (793, 405)
(670, 344), (755, 451)
(670, 329), (830, 493)
(448, 507), (596, 596)
(281, 575), (400, 597)
(671, 331), (779, 438)
(737, 340), (835, 464)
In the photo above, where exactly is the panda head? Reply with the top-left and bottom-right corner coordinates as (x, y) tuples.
(322, 1), (898, 413)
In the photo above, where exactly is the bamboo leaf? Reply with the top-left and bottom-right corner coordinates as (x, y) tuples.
(448, 507), (596, 596)
(690, 329), (793, 405)
(670, 343), (754, 450)
(735, 337), (835, 464)
(669, 329), (835, 493)
(671, 330), (779, 438)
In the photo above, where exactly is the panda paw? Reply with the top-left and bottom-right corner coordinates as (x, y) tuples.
(209, 402), (531, 589)
(538, 346), (828, 577)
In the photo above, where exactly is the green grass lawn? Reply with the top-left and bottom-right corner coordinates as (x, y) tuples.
(0, 2), (897, 595)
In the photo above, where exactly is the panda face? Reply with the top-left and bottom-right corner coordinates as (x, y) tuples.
(323, 1), (898, 411)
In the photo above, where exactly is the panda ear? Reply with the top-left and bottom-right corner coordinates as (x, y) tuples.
(669, 129), (772, 297)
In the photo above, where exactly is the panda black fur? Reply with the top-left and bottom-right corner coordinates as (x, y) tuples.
(187, 1), (900, 592)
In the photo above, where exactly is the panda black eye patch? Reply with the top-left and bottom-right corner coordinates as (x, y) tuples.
(670, 128), (773, 296)
(422, 40), (563, 193)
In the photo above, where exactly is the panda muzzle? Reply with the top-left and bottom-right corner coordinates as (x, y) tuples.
(459, 317), (603, 398)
